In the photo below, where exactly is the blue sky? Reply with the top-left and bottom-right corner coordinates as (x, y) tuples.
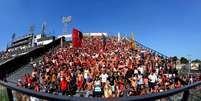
(0, 0), (200, 59)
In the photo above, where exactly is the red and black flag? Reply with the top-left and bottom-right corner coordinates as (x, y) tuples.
(72, 28), (83, 47)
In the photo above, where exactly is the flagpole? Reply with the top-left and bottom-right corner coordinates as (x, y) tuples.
(131, 32), (135, 49)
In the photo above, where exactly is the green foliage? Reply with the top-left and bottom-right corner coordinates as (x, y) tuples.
(172, 56), (178, 63)
(172, 56), (178, 67)
(0, 86), (9, 101)
(180, 57), (189, 64)
(191, 59), (201, 63)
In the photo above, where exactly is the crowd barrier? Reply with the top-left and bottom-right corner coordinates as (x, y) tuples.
(1, 80), (201, 101)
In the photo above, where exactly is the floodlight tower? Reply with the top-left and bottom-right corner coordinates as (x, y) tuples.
(186, 54), (192, 77)
(29, 25), (35, 47)
(41, 22), (47, 37)
(61, 16), (72, 48)
(62, 16), (72, 34)
(11, 33), (16, 42)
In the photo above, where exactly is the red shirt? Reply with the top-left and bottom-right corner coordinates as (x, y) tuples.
(119, 80), (124, 91)
(27, 77), (32, 84)
(34, 85), (40, 92)
(60, 80), (68, 91)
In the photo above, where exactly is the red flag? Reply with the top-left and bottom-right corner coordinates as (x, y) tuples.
(72, 28), (83, 47)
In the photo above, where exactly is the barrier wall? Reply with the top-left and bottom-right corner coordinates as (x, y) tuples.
(0, 37), (64, 80)
(0, 80), (201, 101)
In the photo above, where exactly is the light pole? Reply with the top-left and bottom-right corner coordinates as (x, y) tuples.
(61, 16), (72, 48)
(62, 16), (72, 34)
(186, 55), (192, 76)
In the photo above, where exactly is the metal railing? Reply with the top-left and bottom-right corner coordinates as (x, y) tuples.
(135, 40), (168, 58)
(1, 80), (201, 101)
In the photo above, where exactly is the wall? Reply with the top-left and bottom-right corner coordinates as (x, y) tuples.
(0, 37), (64, 80)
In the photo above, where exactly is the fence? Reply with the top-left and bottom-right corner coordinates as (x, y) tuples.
(1, 80), (201, 101)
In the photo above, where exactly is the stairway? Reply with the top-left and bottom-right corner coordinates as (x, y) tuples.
(6, 54), (44, 84)
(6, 64), (33, 84)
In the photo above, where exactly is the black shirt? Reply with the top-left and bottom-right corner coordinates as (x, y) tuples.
(107, 75), (115, 86)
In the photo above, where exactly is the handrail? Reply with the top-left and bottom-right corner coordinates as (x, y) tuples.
(135, 40), (168, 58)
(1, 80), (201, 101)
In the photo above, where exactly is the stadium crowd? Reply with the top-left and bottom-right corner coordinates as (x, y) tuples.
(0, 46), (37, 63)
(0, 51), (12, 63)
(17, 36), (201, 98)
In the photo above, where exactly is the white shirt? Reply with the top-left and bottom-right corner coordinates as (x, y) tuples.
(138, 66), (144, 74)
(156, 68), (159, 75)
(30, 96), (40, 101)
(134, 69), (138, 74)
(33, 63), (36, 68)
(84, 69), (89, 79)
(148, 74), (158, 83)
(94, 80), (101, 86)
(100, 73), (108, 83)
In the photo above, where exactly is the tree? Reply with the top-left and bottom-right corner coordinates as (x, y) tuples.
(191, 59), (201, 63)
(172, 56), (178, 68)
(180, 57), (189, 64)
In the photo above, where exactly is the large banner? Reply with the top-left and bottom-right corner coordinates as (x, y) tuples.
(72, 28), (83, 47)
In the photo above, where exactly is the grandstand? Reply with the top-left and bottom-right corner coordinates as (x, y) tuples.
(0, 33), (55, 64)
(0, 33), (201, 101)
(0, 34), (36, 64)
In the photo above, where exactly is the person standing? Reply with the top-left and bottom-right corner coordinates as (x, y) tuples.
(93, 77), (102, 97)
(100, 71), (108, 87)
